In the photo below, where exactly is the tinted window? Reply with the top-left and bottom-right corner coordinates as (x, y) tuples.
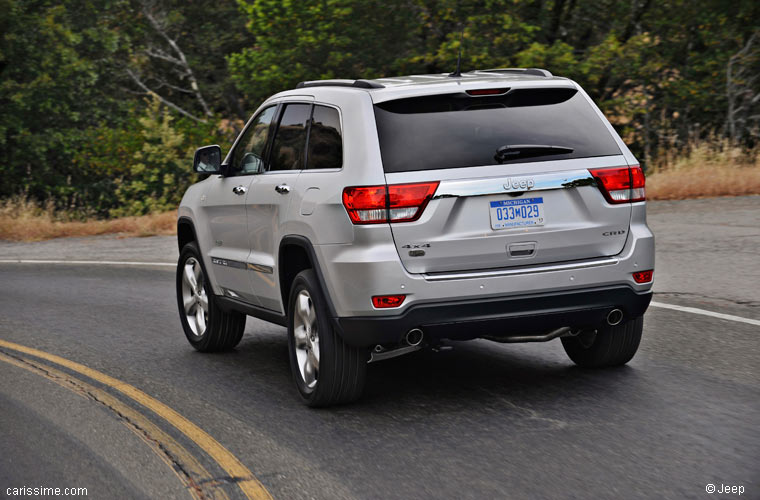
(269, 104), (311, 171)
(230, 106), (277, 175)
(306, 106), (342, 170)
(374, 88), (622, 173)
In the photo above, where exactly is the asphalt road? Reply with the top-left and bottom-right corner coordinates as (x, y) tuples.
(1, 197), (758, 500)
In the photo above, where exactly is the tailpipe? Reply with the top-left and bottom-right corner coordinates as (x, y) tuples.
(405, 328), (424, 347)
(607, 308), (624, 326)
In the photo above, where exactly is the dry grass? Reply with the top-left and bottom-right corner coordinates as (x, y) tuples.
(0, 199), (177, 242)
(646, 140), (760, 200)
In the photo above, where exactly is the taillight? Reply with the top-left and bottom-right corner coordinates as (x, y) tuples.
(342, 182), (439, 224)
(632, 270), (653, 283)
(630, 165), (646, 202)
(387, 182), (439, 222)
(372, 295), (406, 308)
(589, 167), (631, 203)
(342, 185), (387, 224)
(588, 165), (646, 204)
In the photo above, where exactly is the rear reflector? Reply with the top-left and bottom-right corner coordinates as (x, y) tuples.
(342, 182), (439, 224)
(588, 165), (646, 204)
(372, 295), (406, 308)
(632, 270), (653, 283)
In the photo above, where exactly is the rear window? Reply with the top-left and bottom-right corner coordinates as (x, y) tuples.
(306, 105), (342, 169)
(374, 88), (622, 173)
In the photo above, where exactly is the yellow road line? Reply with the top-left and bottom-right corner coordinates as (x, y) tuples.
(0, 351), (229, 500)
(0, 340), (273, 500)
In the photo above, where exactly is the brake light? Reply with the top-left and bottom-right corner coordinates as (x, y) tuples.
(342, 182), (439, 224)
(588, 165), (646, 204)
(632, 270), (653, 283)
(372, 295), (406, 308)
(466, 88), (509, 96)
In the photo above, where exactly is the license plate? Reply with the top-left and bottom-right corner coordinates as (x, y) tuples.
(489, 197), (545, 229)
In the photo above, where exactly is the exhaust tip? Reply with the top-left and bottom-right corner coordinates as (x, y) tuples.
(405, 328), (424, 347)
(607, 309), (624, 326)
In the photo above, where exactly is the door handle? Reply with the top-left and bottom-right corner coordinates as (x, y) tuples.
(232, 185), (247, 195)
(275, 184), (291, 194)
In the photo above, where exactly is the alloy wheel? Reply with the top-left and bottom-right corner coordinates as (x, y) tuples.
(293, 290), (320, 389)
(181, 257), (208, 337)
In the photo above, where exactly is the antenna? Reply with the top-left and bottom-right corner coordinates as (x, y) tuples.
(448, 27), (464, 77)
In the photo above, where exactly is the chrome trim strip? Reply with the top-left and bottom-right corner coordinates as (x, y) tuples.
(246, 263), (274, 274)
(422, 257), (619, 281)
(211, 257), (247, 270)
(432, 170), (596, 199)
(211, 258), (273, 274)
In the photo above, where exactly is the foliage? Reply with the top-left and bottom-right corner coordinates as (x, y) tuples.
(0, 0), (128, 206)
(110, 96), (226, 216)
(228, 0), (419, 100)
(0, 0), (758, 218)
(110, 96), (187, 216)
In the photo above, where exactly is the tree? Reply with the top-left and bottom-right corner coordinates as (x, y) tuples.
(726, 32), (760, 144)
(121, 0), (254, 121)
(2, 0), (758, 215)
(228, 0), (419, 105)
(111, 96), (192, 216)
(0, 0), (129, 205)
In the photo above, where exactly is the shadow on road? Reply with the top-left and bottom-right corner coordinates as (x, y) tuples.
(190, 327), (649, 430)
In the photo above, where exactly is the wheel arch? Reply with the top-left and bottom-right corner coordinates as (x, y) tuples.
(278, 235), (338, 320)
(177, 216), (198, 252)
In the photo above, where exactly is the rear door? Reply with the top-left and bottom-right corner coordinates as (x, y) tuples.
(246, 102), (312, 312)
(374, 86), (633, 274)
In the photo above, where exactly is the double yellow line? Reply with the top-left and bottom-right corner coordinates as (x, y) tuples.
(0, 339), (273, 500)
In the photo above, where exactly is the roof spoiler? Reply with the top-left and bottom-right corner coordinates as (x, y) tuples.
(476, 68), (553, 78)
(295, 79), (385, 90)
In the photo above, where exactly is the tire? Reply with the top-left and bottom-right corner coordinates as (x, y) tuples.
(176, 242), (245, 352)
(287, 269), (367, 407)
(561, 315), (644, 368)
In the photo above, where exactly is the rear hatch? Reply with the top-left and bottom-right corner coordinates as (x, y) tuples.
(373, 86), (634, 274)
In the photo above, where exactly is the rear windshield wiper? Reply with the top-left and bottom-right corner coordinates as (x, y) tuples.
(494, 144), (574, 163)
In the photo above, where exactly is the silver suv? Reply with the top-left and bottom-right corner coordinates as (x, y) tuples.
(176, 68), (654, 407)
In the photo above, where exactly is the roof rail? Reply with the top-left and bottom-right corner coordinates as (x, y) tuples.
(295, 79), (385, 90)
(476, 68), (553, 78)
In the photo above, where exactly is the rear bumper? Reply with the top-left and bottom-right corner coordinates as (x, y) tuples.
(337, 286), (651, 347)
(314, 213), (654, 319)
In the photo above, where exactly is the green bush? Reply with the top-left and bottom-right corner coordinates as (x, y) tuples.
(110, 97), (191, 216)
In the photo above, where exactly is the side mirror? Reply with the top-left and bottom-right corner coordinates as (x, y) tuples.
(193, 145), (222, 174)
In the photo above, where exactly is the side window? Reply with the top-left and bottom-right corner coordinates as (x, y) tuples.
(306, 105), (342, 170)
(230, 106), (277, 175)
(269, 104), (311, 171)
